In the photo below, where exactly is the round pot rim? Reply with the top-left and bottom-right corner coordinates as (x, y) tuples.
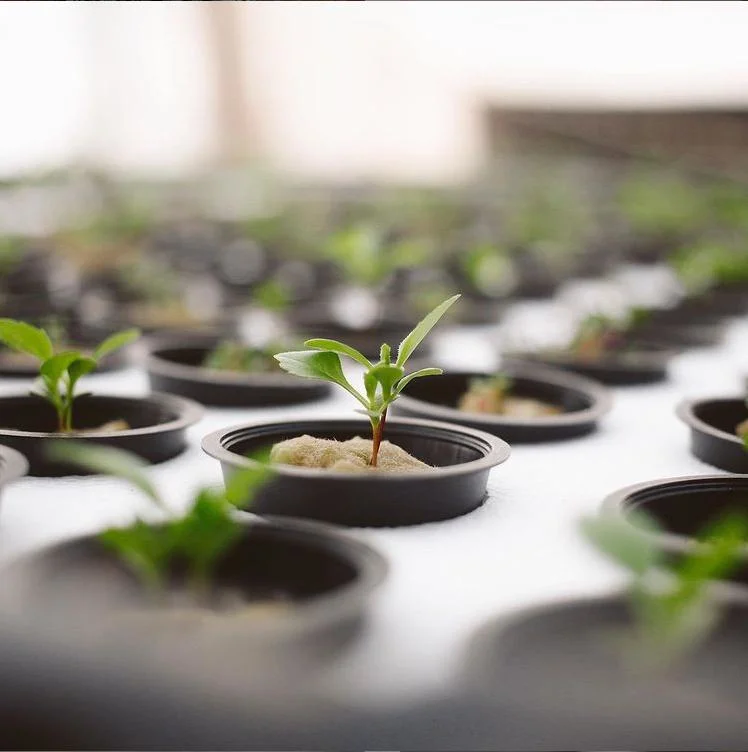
(601, 473), (748, 555)
(0, 443), (28, 482)
(676, 396), (745, 447)
(146, 344), (318, 389)
(395, 365), (613, 428)
(0, 392), (204, 439)
(6, 515), (388, 631)
(201, 415), (511, 480)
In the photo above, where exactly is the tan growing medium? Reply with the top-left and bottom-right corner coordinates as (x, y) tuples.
(270, 435), (430, 474)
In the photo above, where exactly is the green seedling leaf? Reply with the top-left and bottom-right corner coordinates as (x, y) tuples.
(99, 520), (173, 594)
(395, 294), (460, 367)
(47, 441), (164, 509)
(368, 362), (404, 396)
(580, 511), (663, 576)
(395, 367), (443, 394)
(169, 489), (244, 593)
(224, 464), (273, 509)
(304, 338), (373, 369)
(0, 318), (53, 361)
(92, 328), (140, 361)
(275, 349), (366, 405)
(67, 356), (98, 383)
(40, 351), (81, 385)
(675, 511), (748, 585)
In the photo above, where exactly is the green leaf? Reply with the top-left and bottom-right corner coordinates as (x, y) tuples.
(395, 294), (460, 367)
(275, 350), (366, 405)
(303, 338), (372, 369)
(368, 362), (404, 396)
(580, 511), (663, 576)
(92, 328), (140, 361)
(40, 351), (81, 385)
(675, 512), (748, 585)
(224, 465), (273, 509)
(0, 318), (53, 361)
(99, 520), (172, 593)
(46, 441), (164, 509)
(67, 356), (98, 383)
(169, 489), (243, 591)
(395, 367), (443, 394)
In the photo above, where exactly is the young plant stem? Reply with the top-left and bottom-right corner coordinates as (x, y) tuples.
(369, 409), (387, 467)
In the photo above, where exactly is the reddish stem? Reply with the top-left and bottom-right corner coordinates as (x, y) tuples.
(369, 409), (387, 467)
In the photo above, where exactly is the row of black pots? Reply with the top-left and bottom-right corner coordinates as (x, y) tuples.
(4, 467), (748, 748)
(147, 341), (612, 440)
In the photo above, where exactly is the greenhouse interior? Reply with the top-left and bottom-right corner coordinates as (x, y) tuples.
(0, 2), (747, 749)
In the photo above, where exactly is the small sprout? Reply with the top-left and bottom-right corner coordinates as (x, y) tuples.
(275, 294), (460, 467)
(0, 319), (139, 432)
(322, 223), (430, 287)
(48, 442), (272, 600)
(251, 279), (290, 312)
(458, 374), (561, 417)
(581, 509), (748, 669)
(569, 314), (627, 359)
(458, 375), (512, 414)
(202, 341), (279, 374)
(461, 243), (516, 297)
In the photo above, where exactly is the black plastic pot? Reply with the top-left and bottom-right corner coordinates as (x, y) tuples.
(202, 417), (510, 527)
(674, 287), (748, 319)
(602, 474), (748, 583)
(0, 393), (202, 476)
(503, 342), (673, 386)
(631, 320), (726, 350)
(462, 595), (748, 749)
(146, 343), (332, 408)
(1, 516), (386, 664)
(628, 304), (730, 350)
(677, 397), (748, 473)
(390, 365), (612, 443)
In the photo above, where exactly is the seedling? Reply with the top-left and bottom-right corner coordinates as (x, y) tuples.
(48, 442), (271, 600)
(581, 509), (748, 669)
(275, 294), (460, 467)
(251, 279), (290, 313)
(569, 313), (628, 359)
(460, 243), (516, 297)
(203, 340), (281, 374)
(0, 319), (139, 432)
(323, 222), (430, 287)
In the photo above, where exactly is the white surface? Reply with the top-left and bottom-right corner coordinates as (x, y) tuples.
(0, 287), (746, 707)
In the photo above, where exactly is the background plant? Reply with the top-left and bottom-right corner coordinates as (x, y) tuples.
(581, 509), (748, 669)
(322, 221), (431, 288)
(49, 442), (271, 600)
(0, 319), (139, 432)
(275, 294), (460, 467)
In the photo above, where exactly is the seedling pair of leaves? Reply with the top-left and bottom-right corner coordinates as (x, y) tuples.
(581, 509), (748, 670)
(49, 442), (271, 601)
(275, 294), (460, 466)
(0, 319), (139, 432)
